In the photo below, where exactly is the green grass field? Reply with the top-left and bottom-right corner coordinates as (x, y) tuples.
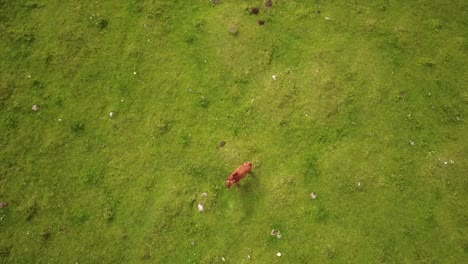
(1, 0), (467, 263)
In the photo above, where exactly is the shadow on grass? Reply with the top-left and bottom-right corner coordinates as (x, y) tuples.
(238, 172), (263, 218)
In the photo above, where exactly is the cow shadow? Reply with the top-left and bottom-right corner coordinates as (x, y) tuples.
(238, 172), (262, 217)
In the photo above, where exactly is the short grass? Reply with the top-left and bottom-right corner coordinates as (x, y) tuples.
(1, 0), (467, 263)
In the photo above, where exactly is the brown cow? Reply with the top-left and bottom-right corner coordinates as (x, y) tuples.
(226, 162), (253, 188)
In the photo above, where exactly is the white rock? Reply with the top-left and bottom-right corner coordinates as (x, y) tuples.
(310, 192), (317, 199)
(325, 17), (330, 20)
(277, 252), (282, 257)
(201, 192), (207, 197)
(221, 257), (225, 262)
(197, 203), (204, 212)
(272, 75), (277, 80)
(109, 112), (114, 118)
(32, 105), (39, 111)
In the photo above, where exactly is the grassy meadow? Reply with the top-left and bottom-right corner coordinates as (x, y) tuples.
(1, 0), (467, 263)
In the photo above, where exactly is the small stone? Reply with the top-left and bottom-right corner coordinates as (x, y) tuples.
(357, 181), (361, 187)
(133, 72), (137, 75)
(109, 112), (115, 118)
(272, 75), (277, 80)
(197, 203), (205, 212)
(276, 233), (282, 239)
(191, 240), (195, 246)
(310, 192), (317, 199)
(277, 252), (282, 257)
(221, 257), (225, 262)
(270, 229), (277, 236)
(229, 26), (238, 35)
(409, 140), (415, 146)
(219, 141), (226, 147)
(325, 17), (330, 20)
(32, 105), (40, 111)
(201, 192), (207, 197)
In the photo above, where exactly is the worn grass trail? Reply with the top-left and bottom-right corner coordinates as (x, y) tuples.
(0, 0), (467, 263)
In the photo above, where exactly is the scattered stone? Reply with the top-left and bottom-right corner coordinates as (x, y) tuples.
(109, 111), (115, 118)
(0, 202), (8, 208)
(272, 74), (277, 80)
(357, 181), (361, 187)
(409, 140), (415, 146)
(325, 17), (330, 20)
(277, 252), (282, 257)
(32, 105), (39, 111)
(252, 7), (259, 15)
(221, 257), (226, 262)
(197, 203), (205, 212)
(310, 192), (317, 199)
(258, 20), (265, 26)
(271, 229), (282, 238)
